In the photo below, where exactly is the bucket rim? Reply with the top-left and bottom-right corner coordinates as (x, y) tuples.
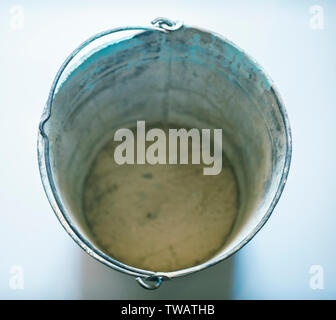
(37, 20), (292, 284)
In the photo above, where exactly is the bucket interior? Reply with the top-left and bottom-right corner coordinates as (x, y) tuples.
(43, 27), (288, 273)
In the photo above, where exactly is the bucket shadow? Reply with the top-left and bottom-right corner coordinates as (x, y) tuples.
(80, 251), (234, 299)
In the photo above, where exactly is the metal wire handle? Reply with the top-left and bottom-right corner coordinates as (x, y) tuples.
(39, 17), (183, 136)
(38, 17), (184, 290)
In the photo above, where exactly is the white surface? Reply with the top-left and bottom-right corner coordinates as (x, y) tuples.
(0, 0), (335, 299)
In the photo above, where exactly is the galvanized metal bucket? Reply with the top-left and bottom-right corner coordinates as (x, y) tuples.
(37, 18), (292, 289)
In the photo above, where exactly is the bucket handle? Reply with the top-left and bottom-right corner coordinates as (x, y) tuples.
(38, 17), (181, 288)
(39, 17), (183, 136)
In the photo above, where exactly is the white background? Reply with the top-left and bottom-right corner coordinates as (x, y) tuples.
(0, 0), (335, 299)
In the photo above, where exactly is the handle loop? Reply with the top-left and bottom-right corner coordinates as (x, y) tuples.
(151, 17), (183, 31)
(136, 276), (163, 290)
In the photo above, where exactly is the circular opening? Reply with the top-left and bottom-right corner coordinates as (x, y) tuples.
(39, 26), (291, 277)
